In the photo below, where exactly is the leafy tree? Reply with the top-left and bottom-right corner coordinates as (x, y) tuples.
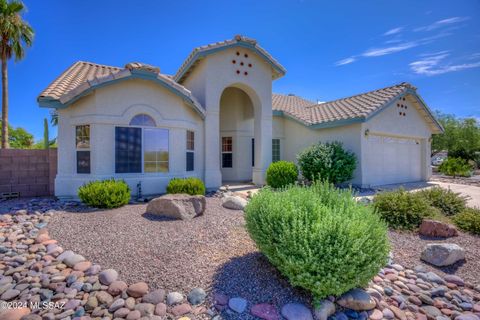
(432, 112), (480, 164)
(0, 121), (33, 148)
(0, 0), (34, 148)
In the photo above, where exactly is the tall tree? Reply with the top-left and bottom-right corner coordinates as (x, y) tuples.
(0, 0), (33, 148)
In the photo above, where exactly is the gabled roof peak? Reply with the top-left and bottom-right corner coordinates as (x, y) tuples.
(174, 35), (286, 83)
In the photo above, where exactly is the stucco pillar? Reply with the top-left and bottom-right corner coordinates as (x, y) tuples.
(422, 138), (432, 181)
(204, 110), (222, 189)
(252, 111), (272, 185)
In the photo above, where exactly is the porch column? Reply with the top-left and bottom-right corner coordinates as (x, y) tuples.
(252, 110), (272, 185)
(204, 110), (222, 190)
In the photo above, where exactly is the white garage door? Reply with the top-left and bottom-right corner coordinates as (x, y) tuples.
(366, 135), (422, 186)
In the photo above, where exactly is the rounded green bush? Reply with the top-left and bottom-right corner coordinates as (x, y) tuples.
(373, 189), (433, 230)
(245, 181), (389, 300)
(297, 141), (356, 184)
(266, 161), (298, 188)
(418, 187), (466, 216)
(78, 179), (131, 209)
(166, 177), (205, 195)
(439, 157), (473, 178)
(453, 208), (480, 235)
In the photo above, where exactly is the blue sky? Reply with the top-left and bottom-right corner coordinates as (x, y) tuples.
(7, 0), (480, 139)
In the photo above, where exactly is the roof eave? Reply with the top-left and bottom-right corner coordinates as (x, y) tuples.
(37, 71), (206, 119)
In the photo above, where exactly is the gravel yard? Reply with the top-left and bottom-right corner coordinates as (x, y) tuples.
(48, 197), (311, 310)
(389, 229), (480, 286)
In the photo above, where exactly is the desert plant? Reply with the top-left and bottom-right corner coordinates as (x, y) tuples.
(418, 187), (467, 216)
(78, 179), (131, 208)
(453, 207), (480, 235)
(166, 177), (205, 195)
(373, 188), (433, 230)
(245, 181), (389, 300)
(297, 141), (356, 184)
(265, 160), (298, 188)
(439, 157), (473, 178)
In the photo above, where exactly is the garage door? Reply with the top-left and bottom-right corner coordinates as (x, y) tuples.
(365, 135), (422, 186)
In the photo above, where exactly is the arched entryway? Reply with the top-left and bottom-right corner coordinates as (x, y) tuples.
(219, 87), (255, 182)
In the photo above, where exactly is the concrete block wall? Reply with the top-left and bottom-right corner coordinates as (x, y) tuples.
(0, 149), (57, 197)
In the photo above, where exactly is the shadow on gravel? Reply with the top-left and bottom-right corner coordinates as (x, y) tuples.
(211, 252), (311, 310)
(422, 259), (466, 274)
(141, 212), (178, 222)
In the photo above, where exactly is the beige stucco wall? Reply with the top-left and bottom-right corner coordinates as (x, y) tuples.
(277, 116), (363, 185)
(55, 78), (204, 197)
(182, 47), (274, 187)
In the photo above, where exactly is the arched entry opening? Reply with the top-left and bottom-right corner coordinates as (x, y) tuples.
(219, 86), (256, 182)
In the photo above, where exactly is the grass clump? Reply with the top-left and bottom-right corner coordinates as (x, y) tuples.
(166, 177), (205, 195)
(78, 179), (131, 208)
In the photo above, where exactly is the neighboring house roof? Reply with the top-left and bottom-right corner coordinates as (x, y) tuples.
(272, 82), (444, 133)
(174, 35), (286, 84)
(38, 61), (205, 118)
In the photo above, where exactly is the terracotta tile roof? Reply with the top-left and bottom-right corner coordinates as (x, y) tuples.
(174, 35), (286, 83)
(38, 61), (205, 118)
(39, 61), (122, 100)
(273, 83), (417, 125)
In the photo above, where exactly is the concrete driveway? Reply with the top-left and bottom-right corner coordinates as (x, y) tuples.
(430, 181), (480, 208)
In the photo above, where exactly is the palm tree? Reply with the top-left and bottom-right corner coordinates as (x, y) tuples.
(0, 0), (33, 148)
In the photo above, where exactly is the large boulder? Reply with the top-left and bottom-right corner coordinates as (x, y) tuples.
(419, 220), (458, 238)
(222, 195), (248, 210)
(146, 194), (206, 220)
(421, 243), (465, 266)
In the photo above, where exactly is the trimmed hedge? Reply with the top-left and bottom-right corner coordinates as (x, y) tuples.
(78, 179), (131, 209)
(166, 177), (205, 195)
(297, 141), (356, 184)
(245, 181), (389, 299)
(373, 188), (433, 230)
(453, 208), (480, 235)
(265, 161), (298, 188)
(418, 187), (466, 216)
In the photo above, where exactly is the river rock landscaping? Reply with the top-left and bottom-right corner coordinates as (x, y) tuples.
(1, 197), (480, 320)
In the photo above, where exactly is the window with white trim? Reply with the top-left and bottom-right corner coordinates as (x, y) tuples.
(76, 125), (90, 174)
(186, 130), (195, 171)
(222, 137), (233, 168)
(115, 114), (169, 173)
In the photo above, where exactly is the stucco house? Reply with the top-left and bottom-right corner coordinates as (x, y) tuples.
(37, 35), (443, 197)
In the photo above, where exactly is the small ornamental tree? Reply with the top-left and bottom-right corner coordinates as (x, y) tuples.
(297, 141), (356, 184)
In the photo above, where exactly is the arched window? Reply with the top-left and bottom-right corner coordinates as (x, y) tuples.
(129, 114), (156, 127)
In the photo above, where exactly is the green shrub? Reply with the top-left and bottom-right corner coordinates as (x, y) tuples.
(453, 207), (480, 235)
(418, 187), (467, 216)
(373, 188), (433, 230)
(245, 181), (389, 300)
(166, 177), (205, 195)
(297, 141), (356, 184)
(78, 179), (131, 208)
(265, 161), (298, 188)
(439, 157), (473, 177)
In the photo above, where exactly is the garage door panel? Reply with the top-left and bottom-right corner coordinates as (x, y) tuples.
(366, 135), (422, 186)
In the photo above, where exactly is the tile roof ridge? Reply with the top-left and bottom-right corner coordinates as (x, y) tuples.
(75, 60), (122, 70)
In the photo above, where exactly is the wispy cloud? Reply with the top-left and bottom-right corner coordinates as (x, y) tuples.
(362, 42), (418, 57)
(414, 16), (469, 32)
(409, 52), (480, 76)
(335, 57), (356, 66)
(384, 27), (403, 36)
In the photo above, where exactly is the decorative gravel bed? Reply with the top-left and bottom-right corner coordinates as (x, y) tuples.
(1, 198), (480, 320)
(48, 197), (311, 309)
(389, 229), (480, 287)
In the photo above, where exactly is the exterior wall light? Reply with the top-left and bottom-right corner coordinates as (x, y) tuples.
(364, 129), (370, 137)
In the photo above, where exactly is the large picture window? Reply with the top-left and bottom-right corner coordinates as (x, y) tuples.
(186, 130), (194, 171)
(222, 137), (233, 168)
(76, 125), (90, 174)
(272, 139), (281, 162)
(115, 115), (169, 174)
